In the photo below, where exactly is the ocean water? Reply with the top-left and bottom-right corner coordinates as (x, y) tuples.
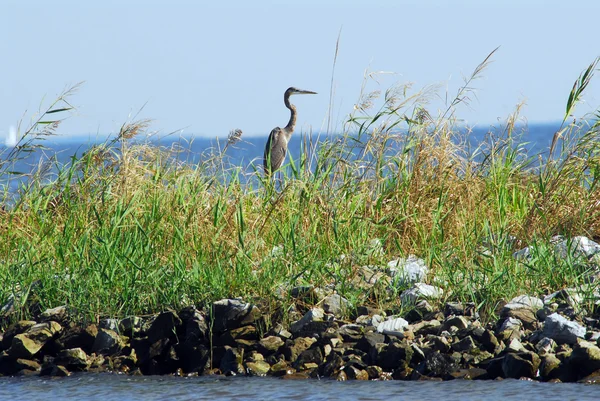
(0, 374), (597, 401)
(0, 123), (565, 193)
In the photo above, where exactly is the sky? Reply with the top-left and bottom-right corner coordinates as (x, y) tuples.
(2, 0), (600, 140)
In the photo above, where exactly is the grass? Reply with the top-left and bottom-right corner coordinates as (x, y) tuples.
(1, 50), (600, 328)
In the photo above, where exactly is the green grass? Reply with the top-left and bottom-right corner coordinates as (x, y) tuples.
(1, 50), (600, 327)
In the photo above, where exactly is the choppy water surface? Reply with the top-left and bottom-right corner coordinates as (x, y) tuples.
(0, 374), (597, 401)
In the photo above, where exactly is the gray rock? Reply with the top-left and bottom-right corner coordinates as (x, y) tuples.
(410, 320), (441, 336)
(555, 236), (600, 259)
(507, 338), (526, 353)
(322, 294), (349, 316)
(400, 283), (443, 305)
(452, 336), (476, 352)
(499, 316), (522, 332)
(387, 255), (429, 286)
(542, 313), (586, 344)
(284, 337), (317, 362)
(443, 316), (470, 331)
(293, 346), (323, 370)
(504, 295), (544, 311)
(338, 324), (363, 342)
(290, 308), (325, 334)
(377, 317), (409, 338)
(211, 299), (261, 333)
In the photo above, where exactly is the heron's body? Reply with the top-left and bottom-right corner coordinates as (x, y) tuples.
(263, 87), (317, 175)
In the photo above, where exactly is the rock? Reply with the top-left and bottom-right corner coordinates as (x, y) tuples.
(444, 302), (465, 317)
(293, 347), (323, 370)
(220, 346), (244, 376)
(40, 363), (70, 377)
(245, 360), (271, 376)
(354, 266), (391, 288)
(504, 295), (544, 311)
(320, 352), (344, 377)
(344, 365), (369, 380)
(542, 313), (586, 344)
(284, 337), (317, 362)
(175, 343), (209, 374)
(8, 321), (62, 359)
(270, 359), (294, 377)
(366, 365), (384, 379)
(539, 354), (563, 381)
(147, 311), (182, 343)
(376, 341), (413, 370)
(337, 324), (363, 342)
(119, 316), (143, 336)
(1, 321), (36, 351)
(56, 348), (89, 371)
(535, 337), (557, 356)
(507, 338), (526, 353)
(420, 351), (456, 377)
(387, 255), (429, 286)
(377, 317), (409, 338)
(497, 317), (522, 341)
(290, 308), (324, 334)
(322, 294), (349, 316)
(40, 306), (68, 323)
(443, 316), (469, 331)
(211, 299), (261, 333)
(99, 318), (119, 332)
(258, 336), (284, 355)
(58, 324), (97, 353)
(478, 329), (501, 354)
(502, 295), (543, 330)
(355, 331), (385, 360)
(502, 352), (540, 379)
(452, 336), (476, 352)
(410, 320), (442, 336)
(401, 283), (443, 305)
(14, 358), (41, 373)
(569, 341), (600, 378)
(555, 236), (600, 259)
(92, 328), (124, 355)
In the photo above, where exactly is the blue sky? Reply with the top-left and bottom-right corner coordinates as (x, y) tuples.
(2, 0), (599, 140)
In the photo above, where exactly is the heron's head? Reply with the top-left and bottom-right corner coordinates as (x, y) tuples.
(286, 87), (317, 96)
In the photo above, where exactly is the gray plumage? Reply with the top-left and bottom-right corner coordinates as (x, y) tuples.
(263, 87), (317, 175)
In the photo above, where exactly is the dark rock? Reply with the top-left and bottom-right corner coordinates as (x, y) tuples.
(452, 335), (476, 352)
(14, 358), (41, 373)
(211, 299), (261, 333)
(448, 368), (489, 380)
(220, 325), (258, 346)
(91, 328), (124, 355)
(293, 346), (323, 370)
(119, 316), (143, 336)
(502, 352), (540, 379)
(58, 324), (97, 354)
(478, 329), (501, 354)
(320, 352), (344, 377)
(482, 356), (505, 379)
(444, 302), (464, 316)
(337, 324), (363, 342)
(355, 331), (385, 362)
(220, 346), (244, 376)
(40, 363), (70, 377)
(8, 321), (62, 359)
(147, 311), (182, 344)
(55, 347), (89, 371)
(376, 341), (413, 370)
(411, 320), (441, 336)
(270, 359), (294, 377)
(568, 341), (600, 379)
(0, 321), (36, 351)
(365, 365), (383, 379)
(175, 343), (209, 374)
(40, 306), (68, 323)
(418, 351), (457, 378)
(344, 365), (369, 380)
(284, 337), (316, 362)
(99, 319), (119, 332)
(539, 354), (566, 381)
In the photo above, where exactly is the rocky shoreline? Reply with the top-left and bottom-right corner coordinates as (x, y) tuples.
(1, 237), (600, 383)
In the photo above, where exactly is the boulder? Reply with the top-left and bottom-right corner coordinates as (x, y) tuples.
(401, 283), (443, 305)
(387, 255), (429, 286)
(322, 294), (350, 317)
(8, 321), (62, 358)
(542, 313), (586, 344)
(377, 317), (409, 338)
(211, 299), (261, 333)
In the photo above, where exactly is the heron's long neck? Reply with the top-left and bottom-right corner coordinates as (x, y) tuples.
(283, 95), (297, 140)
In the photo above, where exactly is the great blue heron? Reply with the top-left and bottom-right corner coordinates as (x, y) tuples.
(263, 87), (317, 175)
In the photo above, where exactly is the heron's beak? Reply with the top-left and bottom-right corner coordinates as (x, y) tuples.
(295, 89), (317, 95)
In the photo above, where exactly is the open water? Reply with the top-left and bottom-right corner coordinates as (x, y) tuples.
(0, 374), (598, 401)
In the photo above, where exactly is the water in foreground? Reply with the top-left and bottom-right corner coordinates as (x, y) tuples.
(0, 374), (597, 401)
